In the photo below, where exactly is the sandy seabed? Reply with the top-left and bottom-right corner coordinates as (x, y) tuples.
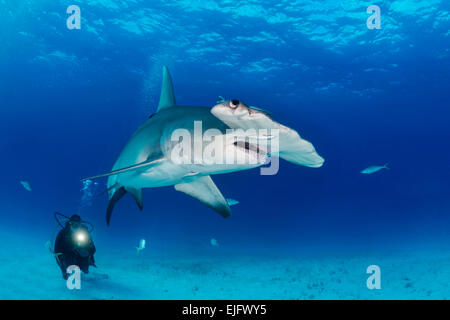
(0, 229), (449, 300)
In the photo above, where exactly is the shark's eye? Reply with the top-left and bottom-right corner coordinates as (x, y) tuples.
(230, 99), (240, 108)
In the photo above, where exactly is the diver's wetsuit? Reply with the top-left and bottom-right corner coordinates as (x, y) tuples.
(54, 222), (96, 280)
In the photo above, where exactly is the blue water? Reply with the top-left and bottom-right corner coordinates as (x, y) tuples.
(0, 0), (449, 299)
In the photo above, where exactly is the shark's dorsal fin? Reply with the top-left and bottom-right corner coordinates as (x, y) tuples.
(174, 176), (231, 218)
(157, 66), (176, 112)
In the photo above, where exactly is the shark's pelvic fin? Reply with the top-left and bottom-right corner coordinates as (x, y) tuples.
(126, 187), (143, 210)
(95, 182), (118, 199)
(157, 66), (176, 112)
(106, 186), (127, 226)
(81, 158), (164, 181)
(174, 176), (231, 218)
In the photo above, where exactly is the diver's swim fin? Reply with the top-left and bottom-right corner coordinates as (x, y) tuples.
(106, 186), (127, 226)
(95, 183), (117, 199)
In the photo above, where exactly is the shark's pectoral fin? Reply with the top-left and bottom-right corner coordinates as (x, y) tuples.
(106, 186), (126, 226)
(126, 187), (143, 211)
(174, 176), (231, 218)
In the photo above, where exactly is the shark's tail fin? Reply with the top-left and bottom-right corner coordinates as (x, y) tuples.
(106, 187), (127, 226)
(384, 163), (390, 170)
(106, 186), (144, 226)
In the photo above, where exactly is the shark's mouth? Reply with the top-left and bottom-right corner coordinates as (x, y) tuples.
(233, 141), (266, 158)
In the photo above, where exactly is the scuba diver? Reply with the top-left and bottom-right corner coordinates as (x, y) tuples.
(52, 212), (97, 280)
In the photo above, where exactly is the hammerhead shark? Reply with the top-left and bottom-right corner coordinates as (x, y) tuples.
(83, 66), (324, 225)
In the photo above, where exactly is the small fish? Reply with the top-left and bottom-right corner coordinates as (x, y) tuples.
(226, 198), (239, 206)
(136, 239), (146, 254)
(361, 163), (389, 174)
(210, 238), (219, 247)
(20, 180), (32, 191)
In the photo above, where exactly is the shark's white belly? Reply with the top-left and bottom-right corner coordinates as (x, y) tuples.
(121, 160), (189, 188)
(120, 154), (264, 189)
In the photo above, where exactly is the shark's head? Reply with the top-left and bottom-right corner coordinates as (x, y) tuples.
(198, 99), (270, 173)
(211, 98), (325, 169)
